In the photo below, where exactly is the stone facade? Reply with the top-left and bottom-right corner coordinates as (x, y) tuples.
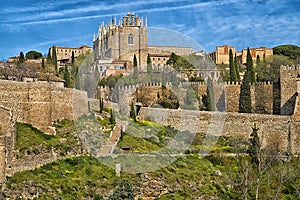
(0, 80), (89, 134)
(93, 12), (200, 76)
(207, 45), (273, 65)
(93, 12), (148, 68)
(49, 45), (92, 68)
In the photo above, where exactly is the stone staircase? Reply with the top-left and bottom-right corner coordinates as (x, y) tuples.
(98, 119), (128, 156)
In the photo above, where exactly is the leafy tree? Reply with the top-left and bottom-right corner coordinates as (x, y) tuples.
(109, 179), (134, 200)
(133, 54), (138, 80)
(63, 65), (71, 87)
(239, 74), (251, 113)
(25, 50), (43, 59)
(147, 53), (153, 77)
(246, 47), (255, 83)
(130, 102), (136, 122)
(166, 52), (194, 71)
(207, 77), (215, 111)
(229, 49), (237, 82)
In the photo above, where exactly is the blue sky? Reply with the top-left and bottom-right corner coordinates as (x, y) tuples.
(0, 0), (299, 60)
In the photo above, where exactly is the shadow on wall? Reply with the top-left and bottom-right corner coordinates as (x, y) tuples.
(281, 93), (297, 115)
(216, 90), (226, 112)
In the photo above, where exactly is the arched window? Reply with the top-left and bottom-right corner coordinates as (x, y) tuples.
(128, 34), (134, 44)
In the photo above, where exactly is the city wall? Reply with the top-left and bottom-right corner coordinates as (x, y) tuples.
(138, 107), (300, 154)
(0, 80), (89, 134)
(0, 106), (16, 183)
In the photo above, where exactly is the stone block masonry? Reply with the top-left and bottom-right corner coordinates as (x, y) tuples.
(0, 106), (16, 183)
(138, 107), (299, 154)
(0, 80), (89, 134)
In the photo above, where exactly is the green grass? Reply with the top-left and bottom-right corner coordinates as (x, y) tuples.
(6, 156), (129, 199)
(117, 133), (161, 153)
(16, 120), (82, 157)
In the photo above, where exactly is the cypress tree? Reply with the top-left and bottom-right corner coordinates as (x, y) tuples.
(71, 51), (75, 64)
(18, 51), (25, 65)
(46, 48), (52, 64)
(234, 53), (240, 81)
(52, 46), (58, 74)
(100, 98), (104, 113)
(246, 47), (255, 83)
(63, 65), (71, 87)
(147, 53), (153, 78)
(239, 72), (251, 113)
(207, 77), (215, 111)
(41, 58), (45, 70)
(133, 54), (138, 80)
(229, 49), (237, 82)
(110, 109), (116, 124)
(248, 123), (260, 165)
(130, 102), (136, 122)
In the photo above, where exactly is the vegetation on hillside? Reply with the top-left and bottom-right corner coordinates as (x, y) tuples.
(273, 44), (300, 59)
(6, 118), (300, 199)
(16, 120), (83, 158)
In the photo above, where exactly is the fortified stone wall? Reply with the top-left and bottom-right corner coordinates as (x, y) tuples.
(138, 107), (299, 154)
(280, 65), (300, 115)
(0, 80), (89, 134)
(0, 106), (16, 183)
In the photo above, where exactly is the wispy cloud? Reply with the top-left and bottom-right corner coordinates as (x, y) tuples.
(2, 0), (237, 28)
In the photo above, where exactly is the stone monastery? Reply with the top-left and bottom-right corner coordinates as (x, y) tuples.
(92, 12), (199, 77)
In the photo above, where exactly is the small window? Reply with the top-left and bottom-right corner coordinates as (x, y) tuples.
(153, 58), (155, 61)
(128, 34), (134, 44)
(158, 58), (160, 61)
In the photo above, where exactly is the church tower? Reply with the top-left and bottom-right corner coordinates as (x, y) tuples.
(93, 12), (148, 68)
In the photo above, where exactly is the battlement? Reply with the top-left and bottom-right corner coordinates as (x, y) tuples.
(280, 64), (300, 71)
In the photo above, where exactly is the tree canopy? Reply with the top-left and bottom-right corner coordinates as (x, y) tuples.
(273, 44), (300, 59)
(25, 50), (43, 59)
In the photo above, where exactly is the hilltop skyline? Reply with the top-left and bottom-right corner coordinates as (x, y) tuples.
(0, 0), (299, 60)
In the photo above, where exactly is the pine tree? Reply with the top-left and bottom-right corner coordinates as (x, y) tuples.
(229, 49), (237, 82)
(239, 73), (251, 113)
(147, 53), (153, 78)
(246, 47), (255, 83)
(63, 65), (71, 87)
(133, 54), (138, 80)
(109, 179), (134, 200)
(234, 53), (240, 81)
(207, 77), (215, 111)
